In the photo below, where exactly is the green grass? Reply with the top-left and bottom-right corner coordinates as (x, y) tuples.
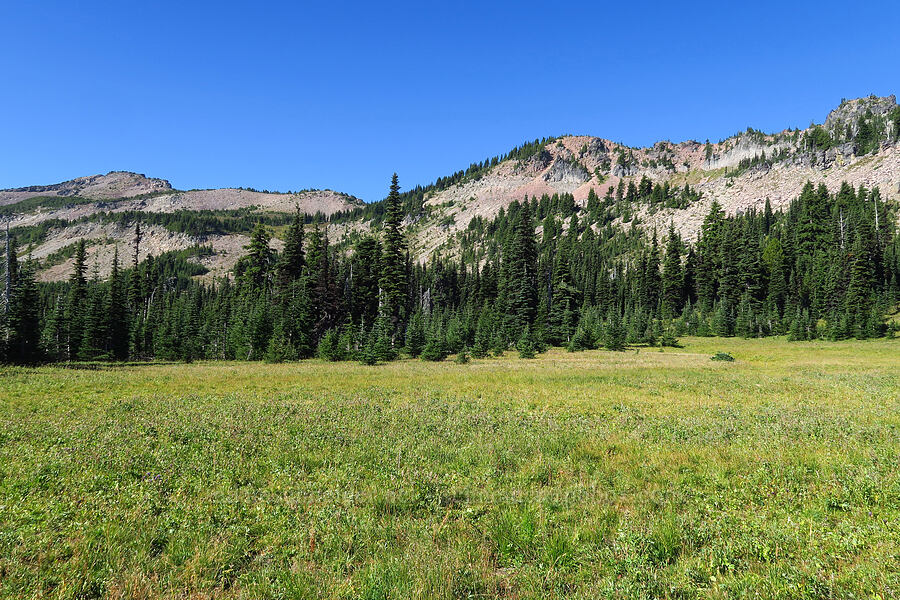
(1, 337), (899, 598)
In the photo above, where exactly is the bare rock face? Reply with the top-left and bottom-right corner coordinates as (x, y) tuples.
(612, 163), (638, 177)
(824, 95), (898, 139)
(542, 157), (590, 186)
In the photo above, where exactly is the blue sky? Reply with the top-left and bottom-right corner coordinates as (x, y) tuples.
(1, 1), (897, 202)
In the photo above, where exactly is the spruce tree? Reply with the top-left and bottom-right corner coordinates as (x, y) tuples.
(502, 201), (539, 336)
(846, 234), (875, 338)
(471, 305), (493, 358)
(243, 223), (275, 291)
(276, 208), (305, 295)
(604, 308), (626, 351)
(404, 309), (426, 357)
(7, 260), (41, 364)
(351, 236), (381, 326)
(380, 174), (408, 335)
(516, 325), (537, 358)
(661, 225), (684, 318)
(107, 248), (129, 360)
(696, 201), (725, 309)
(66, 240), (88, 360)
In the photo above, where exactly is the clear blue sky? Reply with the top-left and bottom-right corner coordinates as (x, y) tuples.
(1, 1), (897, 202)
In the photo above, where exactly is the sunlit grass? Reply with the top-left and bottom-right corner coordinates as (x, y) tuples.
(1, 337), (898, 598)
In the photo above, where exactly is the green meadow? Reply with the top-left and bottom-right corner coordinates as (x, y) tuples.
(1, 337), (898, 599)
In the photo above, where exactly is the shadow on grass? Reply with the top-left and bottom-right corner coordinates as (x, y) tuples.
(54, 360), (187, 370)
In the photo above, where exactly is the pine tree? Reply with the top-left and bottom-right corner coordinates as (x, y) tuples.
(762, 236), (787, 316)
(380, 174), (408, 335)
(404, 309), (426, 357)
(317, 328), (341, 361)
(66, 240), (88, 360)
(372, 314), (397, 361)
(7, 260), (41, 364)
(696, 201), (725, 309)
(454, 347), (470, 364)
(265, 320), (295, 363)
(79, 265), (107, 361)
(276, 208), (305, 295)
(642, 233), (662, 312)
(604, 308), (626, 351)
(846, 233), (875, 338)
(242, 223), (275, 291)
(661, 225), (684, 318)
(547, 246), (578, 344)
(107, 248), (129, 360)
(358, 325), (378, 365)
(471, 305), (493, 358)
(351, 235), (381, 326)
(502, 201), (539, 336)
(420, 326), (447, 361)
(516, 325), (537, 358)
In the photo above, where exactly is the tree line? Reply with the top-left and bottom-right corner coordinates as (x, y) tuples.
(1, 176), (898, 365)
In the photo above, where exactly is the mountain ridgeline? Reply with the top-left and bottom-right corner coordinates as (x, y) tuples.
(1, 95), (899, 363)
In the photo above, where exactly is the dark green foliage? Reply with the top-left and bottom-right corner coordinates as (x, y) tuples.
(604, 309), (626, 351)
(379, 174), (408, 335)
(276, 208), (305, 293)
(454, 347), (470, 364)
(516, 325), (537, 359)
(7, 261), (42, 364)
(420, 315), (448, 361)
(317, 328), (343, 361)
(404, 309), (426, 357)
(106, 249), (129, 360)
(710, 352), (734, 362)
(420, 335), (448, 362)
(65, 240), (88, 360)
(501, 201), (539, 337)
(6, 170), (898, 365)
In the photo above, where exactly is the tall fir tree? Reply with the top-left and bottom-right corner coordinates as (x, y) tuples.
(379, 173), (408, 336)
(661, 225), (684, 318)
(7, 259), (41, 364)
(66, 240), (88, 360)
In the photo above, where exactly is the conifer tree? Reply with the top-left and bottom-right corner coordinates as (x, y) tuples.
(404, 309), (426, 357)
(7, 259), (41, 364)
(516, 325), (537, 358)
(242, 223), (275, 291)
(66, 240), (88, 360)
(604, 308), (626, 351)
(380, 174), (408, 335)
(696, 201), (725, 309)
(661, 225), (684, 318)
(502, 201), (539, 336)
(107, 248), (129, 360)
(351, 235), (381, 326)
(420, 328), (447, 361)
(846, 233), (875, 338)
(471, 305), (493, 358)
(276, 208), (305, 294)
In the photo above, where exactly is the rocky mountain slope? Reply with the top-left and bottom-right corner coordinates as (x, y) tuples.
(410, 95), (899, 259)
(1, 174), (363, 280)
(2, 95), (898, 281)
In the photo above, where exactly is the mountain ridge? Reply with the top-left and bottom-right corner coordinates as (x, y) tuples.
(2, 95), (898, 281)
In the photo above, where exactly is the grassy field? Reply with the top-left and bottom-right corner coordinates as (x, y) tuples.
(1, 337), (899, 599)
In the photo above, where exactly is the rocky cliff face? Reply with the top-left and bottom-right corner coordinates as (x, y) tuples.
(824, 95), (897, 139)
